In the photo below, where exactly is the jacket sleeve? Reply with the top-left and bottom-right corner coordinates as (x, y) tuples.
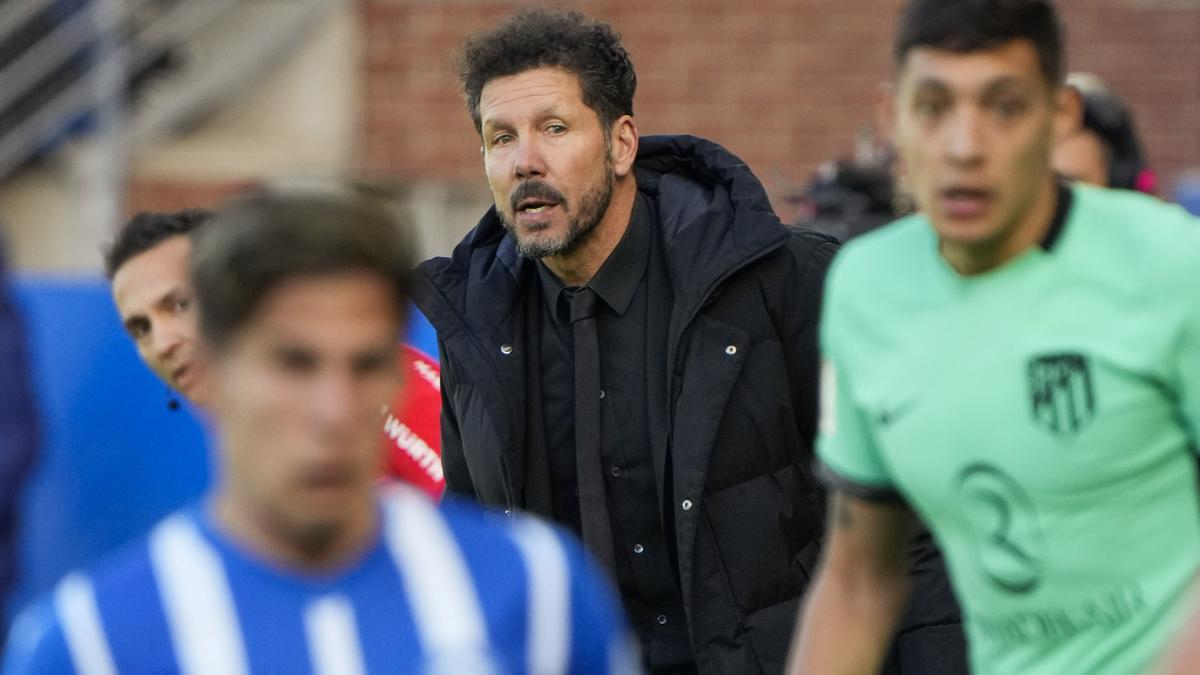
(436, 337), (476, 499)
(779, 233), (840, 450)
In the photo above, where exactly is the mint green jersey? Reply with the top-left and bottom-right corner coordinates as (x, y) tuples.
(818, 184), (1200, 675)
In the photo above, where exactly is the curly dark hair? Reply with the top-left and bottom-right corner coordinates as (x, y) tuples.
(458, 8), (636, 135)
(104, 209), (214, 279)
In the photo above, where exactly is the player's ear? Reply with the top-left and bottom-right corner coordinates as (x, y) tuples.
(610, 115), (638, 179)
(1053, 85), (1083, 142)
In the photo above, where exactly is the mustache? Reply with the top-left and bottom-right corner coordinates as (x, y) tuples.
(510, 180), (566, 211)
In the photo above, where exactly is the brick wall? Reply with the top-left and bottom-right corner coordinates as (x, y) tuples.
(125, 179), (256, 217)
(359, 0), (1200, 205)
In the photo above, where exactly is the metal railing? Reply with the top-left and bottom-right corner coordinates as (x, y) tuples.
(0, 0), (341, 182)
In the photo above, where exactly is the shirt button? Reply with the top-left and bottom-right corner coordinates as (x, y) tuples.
(724, 345), (738, 355)
(610, 466), (622, 478)
(681, 499), (693, 511)
(656, 614), (669, 625)
(633, 543), (644, 554)
(499, 344), (513, 355)
(599, 389), (606, 399)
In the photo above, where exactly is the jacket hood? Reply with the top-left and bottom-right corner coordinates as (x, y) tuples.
(633, 134), (789, 309)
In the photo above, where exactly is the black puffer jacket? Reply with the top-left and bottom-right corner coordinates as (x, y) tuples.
(415, 135), (963, 673)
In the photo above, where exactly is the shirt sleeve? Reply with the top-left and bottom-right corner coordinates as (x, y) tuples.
(1176, 267), (1200, 452)
(1, 599), (77, 675)
(1162, 208), (1200, 452)
(815, 264), (902, 502)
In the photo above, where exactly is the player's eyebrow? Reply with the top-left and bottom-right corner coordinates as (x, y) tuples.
(907, 77), (952, 95)
(154, 287), (186, 310)
(482, 104), (568, 134)
(978, 76), (1033, 99)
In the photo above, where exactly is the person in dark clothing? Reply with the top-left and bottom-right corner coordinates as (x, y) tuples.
(414, 9), (964, 674)
(1052, 72), (1155, 193)
(0, 240), (39, 651)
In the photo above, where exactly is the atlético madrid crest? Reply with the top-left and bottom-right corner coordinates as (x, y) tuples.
(1027, 353), (1095, 436)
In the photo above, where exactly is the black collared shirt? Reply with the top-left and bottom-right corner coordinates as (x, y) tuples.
(535, 194), (694, 669)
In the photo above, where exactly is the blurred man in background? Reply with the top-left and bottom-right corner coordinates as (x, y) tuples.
(106, 207), (445, 496)
(1052, 72), (1155, 193)
(3, 185), (635, 674)
(416, 8), (963, 674)
(0, 240), (39, 652)
(788, 1), (1200, 674)
(792, 157), (903, 242)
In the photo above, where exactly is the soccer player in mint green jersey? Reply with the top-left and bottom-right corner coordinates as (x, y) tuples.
(786, 2), (1200, 675)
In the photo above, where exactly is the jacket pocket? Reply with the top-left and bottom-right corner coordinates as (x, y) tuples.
(701, 462), (821, 615)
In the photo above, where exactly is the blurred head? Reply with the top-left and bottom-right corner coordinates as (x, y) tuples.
(1053, 73), (1151, 191)
(891, 0), (1072, 269)
(107, 209), (213, 406)
(192, 185), (413, 561)
(797, 159), (900, 242)
(459, 9), (639, 261)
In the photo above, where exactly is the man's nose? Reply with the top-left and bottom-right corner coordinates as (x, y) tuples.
(311, 370), (358, 431)
(150, 321), (185, 359)
(513, 136), (547, 179)
(945, 107), (986, 167)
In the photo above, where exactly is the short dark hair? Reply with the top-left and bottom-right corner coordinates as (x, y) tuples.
(894, 0), (1065, 86)
(1068, 73), (1148, 191)
(191, 184), (415, 348)
(104, 209), (213, 278)
(458, 8), (636, 134)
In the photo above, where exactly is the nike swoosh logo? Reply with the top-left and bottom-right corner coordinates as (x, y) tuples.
(877, 399), (919, 428)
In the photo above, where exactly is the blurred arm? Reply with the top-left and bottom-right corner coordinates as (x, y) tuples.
(435, 338), (475, 498)
(786, 491), (917, 675)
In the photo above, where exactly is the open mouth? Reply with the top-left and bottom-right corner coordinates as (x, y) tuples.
(299, 466), (358, 495)
(516, 198), (560, 215)
(510, 180), (566, 219)
(940, 186), (993, 219)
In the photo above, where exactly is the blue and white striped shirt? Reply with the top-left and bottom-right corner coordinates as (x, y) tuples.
(2, 486), (640, 674)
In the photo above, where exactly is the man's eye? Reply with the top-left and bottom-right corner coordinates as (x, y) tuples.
(491, 133), (514, 146)
(352, 353), (390, 376)
(173, 297), (191, 312)
(914, 99), (948, 118)
(993, 99), (1027, 118)
(277, 350), (317, 373)
(546, 124), (566, 134)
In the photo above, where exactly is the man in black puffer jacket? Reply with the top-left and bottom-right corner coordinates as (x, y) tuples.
(414, 8), (964, 673)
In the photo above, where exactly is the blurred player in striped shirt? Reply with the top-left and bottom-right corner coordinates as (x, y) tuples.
(3, 184), (637, 674)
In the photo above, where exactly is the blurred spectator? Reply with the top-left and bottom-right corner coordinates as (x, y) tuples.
(0, 239), (39, 651)
(1053, 72), (1156, 193)
(106, 208), (444, 497)
(791, 155), (904, 242)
